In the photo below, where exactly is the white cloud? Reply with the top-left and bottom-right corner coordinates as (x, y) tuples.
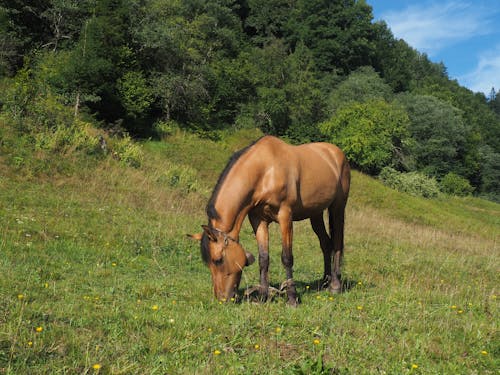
(381, 1), (493, 56)
(460, 46), (500, 95)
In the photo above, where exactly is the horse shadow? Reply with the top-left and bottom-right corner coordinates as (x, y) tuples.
(240, 277), (371, 304)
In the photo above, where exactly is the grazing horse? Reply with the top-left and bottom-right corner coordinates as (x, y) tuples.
(190, 136), (350, 306)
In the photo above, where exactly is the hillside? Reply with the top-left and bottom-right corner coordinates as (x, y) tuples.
(1, 130), (498, 373)
(1, 0), (499, 199)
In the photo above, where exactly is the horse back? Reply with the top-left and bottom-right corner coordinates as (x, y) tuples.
(251, 137), (349, 220)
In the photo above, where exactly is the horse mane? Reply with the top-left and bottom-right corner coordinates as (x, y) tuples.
(206, 137), (262, 220)
(201, 137), (263, 264)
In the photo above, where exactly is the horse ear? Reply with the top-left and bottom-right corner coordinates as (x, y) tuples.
(245, 251), (255, 266)
(202, 225), (217, 242)
(187, 233), (202, 241)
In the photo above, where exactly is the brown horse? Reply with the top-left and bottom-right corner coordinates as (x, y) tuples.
(190, 136), (350, 306)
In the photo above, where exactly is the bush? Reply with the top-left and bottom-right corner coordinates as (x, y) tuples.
(111, 134), (144, 168)
(158, 162), (200, 193)
(153, 120), (180, 139)
(320, 100), (410, 174)
(440, 172), (474, 196)
(379, 167), (440, 198)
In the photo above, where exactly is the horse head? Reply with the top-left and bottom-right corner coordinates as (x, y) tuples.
(189, 225), (255, 301)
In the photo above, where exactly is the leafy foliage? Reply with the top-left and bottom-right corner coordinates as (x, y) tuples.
(111, 134), (144, 168)
(327, 66), (393, 114)
(440, 172), (474, 197)
(396, 94), (467, 177)
(379, 167), (440, 198)
(320, 100), (410, 174)
(0, 0), (499, 200)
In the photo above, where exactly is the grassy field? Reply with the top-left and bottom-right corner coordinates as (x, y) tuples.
(0, 129), (498, 374)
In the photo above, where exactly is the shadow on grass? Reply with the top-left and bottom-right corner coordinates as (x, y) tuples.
(240, 277), (372, 304)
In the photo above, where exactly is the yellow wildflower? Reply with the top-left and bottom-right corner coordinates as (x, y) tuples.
(92, 363), (102, 370)
(411, 364), (418, 369)
(214, 349), (221, 355)
(254, 344), (260, 350)
(35, 326), (43, 333)
(313, 339), (321, 345)
(151, 305), (159, 311)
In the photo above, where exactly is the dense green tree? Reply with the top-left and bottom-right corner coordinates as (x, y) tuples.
(283, 43), (324, 142)
(131, 0), (250, 129)
(0, 0), (499, 200)
(285, 0), (377, 74)
(0, 0), (51, 70)
(396, 94), (467, 177)
(328, 66), (393, 114)
(488, 88), (500, 116)
(320, 99), (410, 174)
(244, 0), (289, 44)
(372, 21), (415, 92)
(478, 145), (500, 200)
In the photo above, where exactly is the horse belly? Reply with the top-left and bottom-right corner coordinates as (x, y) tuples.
(292, 164), (339, 220)
(292, 189), (335, 221)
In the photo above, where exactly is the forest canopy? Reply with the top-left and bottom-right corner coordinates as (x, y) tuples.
(0, 0), (499, 200)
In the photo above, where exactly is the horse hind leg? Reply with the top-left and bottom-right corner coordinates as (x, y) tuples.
(328, 203), (346, 294)
(310, 214), (333, 288)
(278, 208), (298, 306)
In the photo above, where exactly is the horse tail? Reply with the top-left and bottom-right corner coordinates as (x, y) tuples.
(329, 154), (350, 255)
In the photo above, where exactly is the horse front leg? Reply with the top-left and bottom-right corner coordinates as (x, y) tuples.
(249, 214), (270, 301)
(278, 209), (298, 307)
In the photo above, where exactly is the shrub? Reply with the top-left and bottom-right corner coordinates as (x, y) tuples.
(158, 162), (200, 193)
(153, 120), (180, 139)
(320, 100), (410, 174)
(112, 134), (144, 168)
(379, 167), (440, 198)
(440, 172), (474, 196)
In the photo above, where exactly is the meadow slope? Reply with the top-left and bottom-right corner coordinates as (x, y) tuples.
(0, 130), (498, 374)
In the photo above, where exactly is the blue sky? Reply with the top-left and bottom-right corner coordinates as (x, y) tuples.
(368, 0), (500, 96)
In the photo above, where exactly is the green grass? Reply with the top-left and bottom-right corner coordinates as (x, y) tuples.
(0, 129), (498, 374)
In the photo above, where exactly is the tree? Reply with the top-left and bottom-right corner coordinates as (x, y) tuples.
(478, 145), (500, 200)
(328, 66), (393, 114)
(489, 88), (500, 116)
(320, 99), (410, 174)
(244, 0), (290, 45)
(285, 0), (377, 74)
(396, 94), (467, 177)
(284, 43), (324, 142)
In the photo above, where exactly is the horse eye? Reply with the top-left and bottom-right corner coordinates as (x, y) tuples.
(213, 258), (223, 266)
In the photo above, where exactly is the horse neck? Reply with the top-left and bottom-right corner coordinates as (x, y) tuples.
(210, 173), (255, 240)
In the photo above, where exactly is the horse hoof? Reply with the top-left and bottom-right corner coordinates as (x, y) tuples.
(329, 286), (342, 294)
